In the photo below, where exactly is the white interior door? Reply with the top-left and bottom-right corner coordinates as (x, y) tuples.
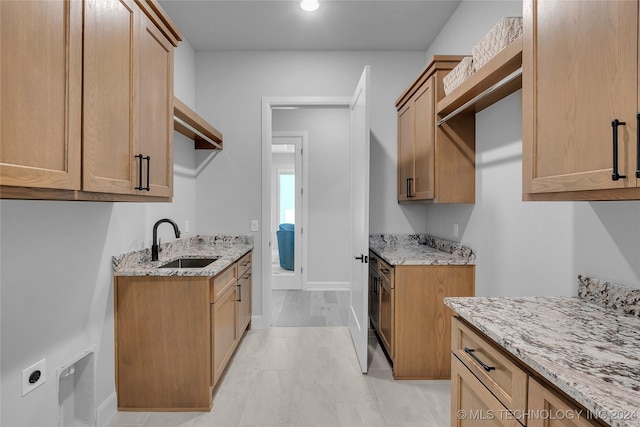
(348, 66), (370, 373)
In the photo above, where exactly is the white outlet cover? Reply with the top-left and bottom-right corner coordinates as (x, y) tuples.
(22, 358), (46, 396)
(251, 220), (259, 232)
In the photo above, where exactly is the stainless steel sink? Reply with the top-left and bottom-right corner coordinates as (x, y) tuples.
(158, 257), (220, 269)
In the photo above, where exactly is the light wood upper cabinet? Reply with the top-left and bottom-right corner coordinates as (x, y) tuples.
(396, 56), (476, 204)
(139, 12), (174, 197)
(0, 0), (82, 190)
(523, 0), (640, 200)
(1, 0), (181, 201)
(83, 0), (138, 195)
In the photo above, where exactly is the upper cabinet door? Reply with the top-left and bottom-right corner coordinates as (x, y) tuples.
(0, 0), (82, 190)
(83, 0), (139, 195)
(523, 0), (639, 199)
(397, 102), (413, 201)
(138, 14), (173, 198)
(411, 78), (435, 200)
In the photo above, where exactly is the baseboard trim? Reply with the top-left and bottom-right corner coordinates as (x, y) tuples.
(305, 282), (350, 291)
(96, 392), (117, 427)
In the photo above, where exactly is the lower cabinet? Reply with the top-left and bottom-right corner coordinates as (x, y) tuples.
(212, 283), (238, 386)
(369, 250), (475, 379)
(451, 356), (521, 427)
(451, 318), (602, 427)
(114, 250), (252, 411)
(527, 379), (601, 427)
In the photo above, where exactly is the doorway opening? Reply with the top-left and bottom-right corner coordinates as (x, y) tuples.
(271, 133), (304, 291)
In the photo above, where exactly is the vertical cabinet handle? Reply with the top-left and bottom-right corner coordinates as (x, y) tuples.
(406, 177), (414, 198)
(236, 283), (242, 302)
(611, 119), (627, 181)
(135, 154), (144, 190)
(144, 156), (151, 191)
(636, 113), (640, 179)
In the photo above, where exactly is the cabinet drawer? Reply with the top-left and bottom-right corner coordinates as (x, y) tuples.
(210, 263), (237, 303)
(453, 318), (528, 419)
(528, 378), (601, 427)
(452, 355), (522, 427)
(378, 258), (394, 286)
(237, 251), (252, 276)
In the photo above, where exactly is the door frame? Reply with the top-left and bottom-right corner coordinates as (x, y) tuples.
(260, 97), (350, 328)
(272, 131), (307, 291)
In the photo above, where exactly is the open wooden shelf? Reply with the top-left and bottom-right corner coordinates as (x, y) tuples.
(173, 97), (223, 150)
(437, 35), (523, 124)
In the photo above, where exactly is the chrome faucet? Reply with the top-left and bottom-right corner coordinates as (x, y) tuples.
(152, 218), (181, 261)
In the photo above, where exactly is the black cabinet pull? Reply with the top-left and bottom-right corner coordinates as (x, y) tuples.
(144, 155), (151, 191)
(407, 177), (414, 198)
(612, 119), (627, 181)
(380, 268), (390, 275)
(135, 154), (144, 190)
(236, 284), (241, 302)
(636, 113), (640, 179)
(464, 347), (496, 372)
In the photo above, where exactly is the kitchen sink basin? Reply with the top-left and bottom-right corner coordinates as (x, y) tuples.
(158, 257), (220, 269)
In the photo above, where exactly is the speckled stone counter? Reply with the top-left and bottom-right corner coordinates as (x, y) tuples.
(112, 234), (253, 277)
(369, 234), (475, 265)
(445, 276), (640, 427)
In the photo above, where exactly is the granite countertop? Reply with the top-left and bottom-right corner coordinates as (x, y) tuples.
(445, 276), (640, 427)
(112, 234), (253, 277)
(369, 234), (475, 266)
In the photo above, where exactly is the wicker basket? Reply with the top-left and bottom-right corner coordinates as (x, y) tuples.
(472, 17), (523, 71)
(443, 56), (474, 95)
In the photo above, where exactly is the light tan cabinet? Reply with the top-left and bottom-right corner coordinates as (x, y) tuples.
(523, 0), (640, 200)
(1, 0), (180, 201)
(396, 56), (476, 204)
(528, 378), (601, 427)
(451, 356), (522, 427)
(0, 0), (82, 190)
(114, 250), (252, 411)
(369, 250), (475, 379)
(378, 277), (394, 359)
(212, 282), (238, 386)
(451, 318), (603, 427)
(236, 251), (252, 341)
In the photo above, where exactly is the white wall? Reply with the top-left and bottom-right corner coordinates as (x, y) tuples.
(194, 51), (427, 320)
(0, 39), (198, 427)
(273, 108), (351, 288)
(422, 0), (640, 294)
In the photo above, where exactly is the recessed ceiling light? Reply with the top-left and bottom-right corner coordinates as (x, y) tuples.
(300, 0), (319, 12)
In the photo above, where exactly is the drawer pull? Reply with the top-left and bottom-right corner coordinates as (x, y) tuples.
(464, 347), (496, 372)
(611, 119), (627, 181)
(241, 261), (250, 266)
(636, 113), (640, 178)
(380, 268), (390, 274)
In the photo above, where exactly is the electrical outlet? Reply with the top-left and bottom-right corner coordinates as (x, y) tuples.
(22, 359), (46, 396)
(185, 220), (190, 233)
(453, 223), (459, 238)
(251, 220), (259, 232)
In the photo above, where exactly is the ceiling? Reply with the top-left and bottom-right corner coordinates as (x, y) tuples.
(158, 0), (462, 51)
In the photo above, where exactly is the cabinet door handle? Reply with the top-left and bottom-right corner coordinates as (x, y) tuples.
(144, 155), (151, 191)
(236, 283), (241, 302)
(464, 347), (496, 372)
(407, 177), (414, 198)
(636, 113), (639, 178)
(135, 154), (144, 190)
(612, 119), (627, 181)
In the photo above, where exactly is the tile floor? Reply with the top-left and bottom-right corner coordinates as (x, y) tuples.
(108, 327), (451, 427)
(271, 290), (350, 327)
